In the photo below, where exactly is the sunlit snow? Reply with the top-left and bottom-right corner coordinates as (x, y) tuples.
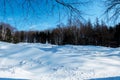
(0, 42), (120, 80)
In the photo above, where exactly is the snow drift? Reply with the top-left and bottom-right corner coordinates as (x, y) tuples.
(0, 42), (120, 80)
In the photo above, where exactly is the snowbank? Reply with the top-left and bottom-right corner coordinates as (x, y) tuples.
(0, 42), (120, 80)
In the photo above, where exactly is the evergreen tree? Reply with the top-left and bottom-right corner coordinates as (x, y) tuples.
(114, 23), (120, 47)
(5, 28), (12, 42)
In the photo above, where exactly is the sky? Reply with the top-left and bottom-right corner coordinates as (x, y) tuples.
(0, 0), (107, 31)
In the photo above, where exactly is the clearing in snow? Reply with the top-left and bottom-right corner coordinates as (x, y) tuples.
(0, 42), (120, 80)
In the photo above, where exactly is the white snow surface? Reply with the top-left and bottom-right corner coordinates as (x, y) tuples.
(0, 41), (120, 80)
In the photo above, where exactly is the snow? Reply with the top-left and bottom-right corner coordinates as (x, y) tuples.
(0, 41), (120, 80)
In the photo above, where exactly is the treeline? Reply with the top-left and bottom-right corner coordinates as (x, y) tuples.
(0, 20), (120, 47)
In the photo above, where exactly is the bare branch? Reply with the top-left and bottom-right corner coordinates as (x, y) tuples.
(0, 0), (89, 26)
(104, 0), (120, 22)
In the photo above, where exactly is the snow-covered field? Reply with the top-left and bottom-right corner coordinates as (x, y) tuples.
(0, 42), (120, 80)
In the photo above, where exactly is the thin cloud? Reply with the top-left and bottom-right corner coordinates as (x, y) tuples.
(29, 23), (52, 31)
(7, 18), (13, 21)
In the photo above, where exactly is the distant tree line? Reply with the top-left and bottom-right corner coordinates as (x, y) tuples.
(0, 20), (120, 47)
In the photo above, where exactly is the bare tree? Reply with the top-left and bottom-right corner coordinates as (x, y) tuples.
(105, 0), (120, 22)
(0, 0), (90, 24)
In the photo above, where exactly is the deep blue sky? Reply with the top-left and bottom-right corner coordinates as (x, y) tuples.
(0, 0), (106, 31)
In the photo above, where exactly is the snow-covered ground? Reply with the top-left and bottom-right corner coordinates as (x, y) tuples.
(0, 42), (120, 80)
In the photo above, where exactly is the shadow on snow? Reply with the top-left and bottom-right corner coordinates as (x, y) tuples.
(0, 78), (29, 80)
(89, 76), (120, 80)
